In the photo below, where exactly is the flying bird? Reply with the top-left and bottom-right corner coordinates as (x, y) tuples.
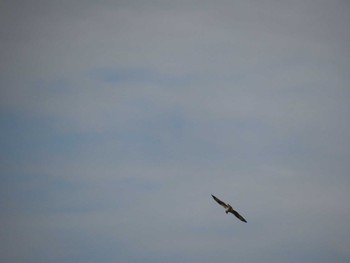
(211, 194), (247, 223)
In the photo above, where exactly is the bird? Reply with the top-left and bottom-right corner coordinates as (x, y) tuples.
(211, 194), (247, 223)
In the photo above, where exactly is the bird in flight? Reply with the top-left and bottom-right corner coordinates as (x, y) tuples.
(211, 194), (247, 223)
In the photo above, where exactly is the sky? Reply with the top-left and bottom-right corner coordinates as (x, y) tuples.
(1, 0), (350, 262)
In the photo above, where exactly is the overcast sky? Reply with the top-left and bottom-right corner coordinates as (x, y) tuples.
(1, 0), (350, 262)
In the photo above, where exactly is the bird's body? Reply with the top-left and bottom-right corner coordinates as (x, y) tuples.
(225, 204), (233, 214)
(211, 194), (247, 223)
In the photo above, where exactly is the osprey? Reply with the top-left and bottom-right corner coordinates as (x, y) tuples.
(211, 194), (247, 223)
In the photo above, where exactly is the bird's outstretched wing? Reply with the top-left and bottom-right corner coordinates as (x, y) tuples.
(211, 194), (228, 208)
(230, 209), (247, 223)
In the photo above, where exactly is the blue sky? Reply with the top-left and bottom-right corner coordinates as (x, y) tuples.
(1, 0), (350, 262)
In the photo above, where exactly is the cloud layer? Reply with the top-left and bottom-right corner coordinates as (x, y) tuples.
(1, 1), (350, 262)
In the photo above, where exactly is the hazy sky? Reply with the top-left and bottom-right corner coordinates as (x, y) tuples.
(1, 1), (350, 262)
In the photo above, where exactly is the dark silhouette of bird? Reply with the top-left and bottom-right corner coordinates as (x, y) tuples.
(211, 194), (247, 223)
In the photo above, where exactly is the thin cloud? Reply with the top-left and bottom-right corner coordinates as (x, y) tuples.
(1, 1), (350, 263)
